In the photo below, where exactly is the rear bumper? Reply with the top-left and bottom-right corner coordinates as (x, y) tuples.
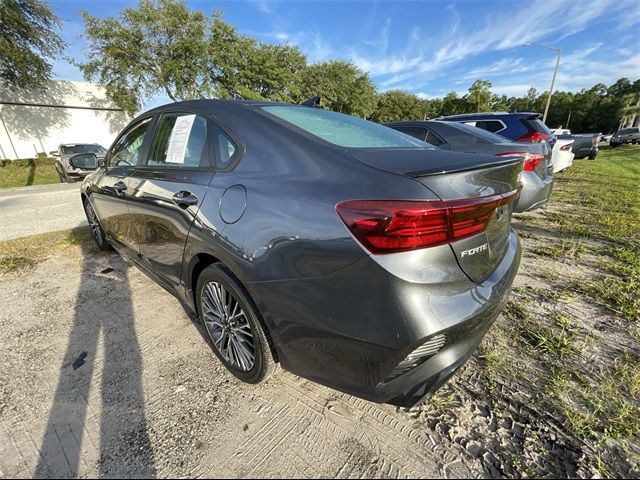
(574, 146), (598, 159)
(514, 171), (553, 213)
(250, 231), (521, 408)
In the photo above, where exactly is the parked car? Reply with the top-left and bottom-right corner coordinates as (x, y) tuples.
(51, 143), (106, 183)
(551, 138), (575, 172)
(610, 127), (640, 146)
(438, 111), (556, 145)
(77, 100), (523, 408)
(385, 120), (553, 212)
(551, 129), (600, 159)
(599, 133), (613, 146)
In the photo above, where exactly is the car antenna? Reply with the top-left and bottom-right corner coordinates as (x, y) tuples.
(300, 96), (322, 108)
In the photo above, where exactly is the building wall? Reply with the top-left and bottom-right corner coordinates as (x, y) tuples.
(0, 80), (130, 160)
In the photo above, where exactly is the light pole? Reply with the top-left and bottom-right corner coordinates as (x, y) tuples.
(524, 42), (562, 125)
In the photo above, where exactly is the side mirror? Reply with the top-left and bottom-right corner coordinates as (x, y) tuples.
(50, 150), (60, 157)
(69, 153), (98, 170)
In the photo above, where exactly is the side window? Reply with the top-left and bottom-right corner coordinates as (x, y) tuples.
(147, 113), (210, 168)
(212, 124), (238, 169)
(483, 120), (504, 133)
(424, 129), (445, 146)
(109, 118), (151, 167)
(394, 126), (428, 141)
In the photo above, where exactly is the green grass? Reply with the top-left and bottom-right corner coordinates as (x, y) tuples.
(530, 238), (585, 260)
(0, 227), (91, 274)
(549, 146), (640, 322)
(0, 158), (60, 189)
(552, 145), (640, 242)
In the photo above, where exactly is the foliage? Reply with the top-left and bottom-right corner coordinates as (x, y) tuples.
(369, 90), (430, 123)
(209, 16), (306, 102)
(0, 0), (64, 90)
(465, 79), (493, 113)
(298, 60), (377, 118)
(79, 0), (212, 115)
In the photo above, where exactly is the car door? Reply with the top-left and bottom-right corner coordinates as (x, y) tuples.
(126, 110), (216, 287)
(92, 116), (153, 254)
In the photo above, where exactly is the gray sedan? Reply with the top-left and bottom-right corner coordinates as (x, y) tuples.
(77, 100), (522, 407)
(51, 143), (106, 183)
(386, 120), (554, 213)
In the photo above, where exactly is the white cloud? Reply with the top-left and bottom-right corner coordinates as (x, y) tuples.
(346, 0), (637, 90)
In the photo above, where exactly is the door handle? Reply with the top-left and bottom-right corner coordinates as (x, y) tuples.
(172, 190), (199, 208)
(114, 181), (127, 194)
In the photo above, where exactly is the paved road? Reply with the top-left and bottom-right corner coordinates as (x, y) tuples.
(0, 183), (86, 241)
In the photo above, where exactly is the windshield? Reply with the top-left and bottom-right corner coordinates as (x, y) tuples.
(61, 144), (106, 154)
(261, 105), (433, 149)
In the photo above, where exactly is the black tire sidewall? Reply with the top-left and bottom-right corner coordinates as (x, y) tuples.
(83, 198), (109, 251)
(196, 264), (270, 383)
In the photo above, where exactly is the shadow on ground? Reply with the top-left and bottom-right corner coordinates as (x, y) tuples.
(34, 238), (156, 478)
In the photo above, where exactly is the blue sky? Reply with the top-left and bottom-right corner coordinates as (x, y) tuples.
(50, 0), (640, 112)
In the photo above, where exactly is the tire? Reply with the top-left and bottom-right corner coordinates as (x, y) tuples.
(56, 163), (70, 183)
(82, 197), (111, 251)
(196, 263), (276, 384)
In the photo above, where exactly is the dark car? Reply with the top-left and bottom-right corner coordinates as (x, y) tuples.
(386, 120), (554, 213)
(438, 111), (556, 145)
(611, 127), (640, 146)
(551, 129), (600, 159)
(77, 100), (522, 408)
(51, 143), (107, 183)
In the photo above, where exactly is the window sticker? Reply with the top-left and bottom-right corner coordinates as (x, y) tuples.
(165, 114), (196, 164)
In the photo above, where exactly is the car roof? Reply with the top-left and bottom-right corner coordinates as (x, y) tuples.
(438, 111), (541, 119)
(141, 99), (293, 116)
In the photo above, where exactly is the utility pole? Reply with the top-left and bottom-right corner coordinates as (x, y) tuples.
(524, 42), (562, 124)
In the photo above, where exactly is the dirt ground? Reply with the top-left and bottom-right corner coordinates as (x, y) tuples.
(0, 206), (638, 478)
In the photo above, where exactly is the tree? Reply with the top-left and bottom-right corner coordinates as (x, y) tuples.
(209, 17), (306, 103)
(440, 91), (463, 116)
(298, 60), (376, 118)
(79, 1), (308, 115)
(370, 90), (429, 123)
(79, 0), (211, 114)
(0, 0), (64, 90)
(464, 79), (493, 113)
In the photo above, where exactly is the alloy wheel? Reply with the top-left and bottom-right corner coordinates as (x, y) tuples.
(201, 281), (256, 372)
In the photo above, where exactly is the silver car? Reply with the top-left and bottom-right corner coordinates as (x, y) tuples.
(51, 143), (106, 183)
(386, 120), (554, 212)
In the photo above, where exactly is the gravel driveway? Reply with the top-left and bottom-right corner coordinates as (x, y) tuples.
(0, 183), (86, 241)
(0, 242), (481, 478)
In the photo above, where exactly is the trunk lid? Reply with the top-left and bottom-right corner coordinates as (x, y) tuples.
(349, 149), (522, 282)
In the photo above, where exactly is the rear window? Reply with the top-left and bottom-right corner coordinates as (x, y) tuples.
(619, 128), (639, 134)
(446, 122), (510, 144)
(521, 118), (553, 135)
(261, 106), (431, 149)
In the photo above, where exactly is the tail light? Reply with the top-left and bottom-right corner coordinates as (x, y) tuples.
(496, 152), (544, 171)
(335, 190), (518, 254)
(560, 143), (572, 151)
(516, 131), (550, 143)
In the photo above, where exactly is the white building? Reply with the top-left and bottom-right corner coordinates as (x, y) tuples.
(0, 80), (130, 160)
